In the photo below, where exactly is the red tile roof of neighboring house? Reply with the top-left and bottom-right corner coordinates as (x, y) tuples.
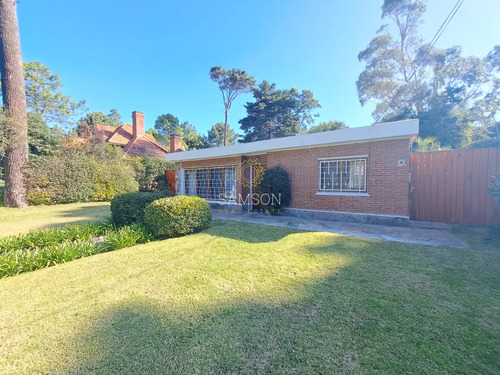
(95, 122), (168, 157)
(94, 124), (117, 141)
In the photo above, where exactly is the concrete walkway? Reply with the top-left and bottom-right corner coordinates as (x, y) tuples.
(212, 209), (467, 248)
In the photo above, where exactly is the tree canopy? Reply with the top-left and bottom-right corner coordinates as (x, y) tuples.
(210, 66), (255, 145)
(21, 61), (85, 125)
(308, 120), (347, 134)
(182, 122), (208, 150)
(82, 109), (121, 127)
(154, 113), (181, 136)
(150, 113), (207, 150)
(357, 0), (499, 148)
(239, 81), (320, 142)
(76, 109), (122, 138)
(27, 113), (63, 157)
(0, 111), (62, 160)
(207, 122), (238, 147)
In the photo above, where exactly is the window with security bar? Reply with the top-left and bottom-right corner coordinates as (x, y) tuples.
(185, 166), (236, 200)
(318, 157), (367, 193)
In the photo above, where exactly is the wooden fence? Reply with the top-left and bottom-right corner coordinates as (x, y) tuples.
(410, 148), (500, 225)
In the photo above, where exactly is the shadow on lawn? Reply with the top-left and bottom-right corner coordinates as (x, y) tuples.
(58, 204), (110, 219)
(54, 238), (368, 374)
(30, 204), (110, 231)
(57, 280), (364, 374)
(48, 227), (497, 375)
(208, 219), (304, 243)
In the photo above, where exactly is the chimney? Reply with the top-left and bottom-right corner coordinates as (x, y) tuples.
(132, 111), (145, 138)
(170, 134), (183, 153)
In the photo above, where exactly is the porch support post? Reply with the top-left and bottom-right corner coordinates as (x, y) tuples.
(179, 167), (185, 195)
(249, 165), (253, 209)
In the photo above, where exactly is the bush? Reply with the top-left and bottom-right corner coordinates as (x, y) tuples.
(26, 190), (51, 205)
(93, 162), (139, 201)
(144, 196), (212, 238)
(25, 146), (138, 205)
(110, 191), (166, 226)
(489, 174), (500, 234)
(26, 149), (98, 204)
(489, 174), (500, 208)
(127, 156), (174, 193)
(0, 222), (105, 253)
(101, 224), (152, 251)
(0, 241), (106, 277)
(257, 167), (292, 210)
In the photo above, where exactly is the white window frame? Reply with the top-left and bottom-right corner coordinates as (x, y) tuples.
(184, 165), (237, 201)
(317, 155), (368, 195)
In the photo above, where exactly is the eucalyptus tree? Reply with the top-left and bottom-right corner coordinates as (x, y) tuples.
(210, 66), (255, 146)
(357, 0), (499, 148)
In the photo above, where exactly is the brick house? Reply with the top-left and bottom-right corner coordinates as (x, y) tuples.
(94, 111), (169, 158)
(166, 119), (419, 223)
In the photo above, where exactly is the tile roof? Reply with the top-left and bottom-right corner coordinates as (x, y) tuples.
(94, 124), (117, 140)
(105, 123), (133, 146)
(95, 123), (168, 157)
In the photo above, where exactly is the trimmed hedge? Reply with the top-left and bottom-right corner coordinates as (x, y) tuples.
(111, 192), (166, 226)
(144, 196), (211, 238)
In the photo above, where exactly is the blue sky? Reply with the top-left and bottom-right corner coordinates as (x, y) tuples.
(16, 0), (499, 133)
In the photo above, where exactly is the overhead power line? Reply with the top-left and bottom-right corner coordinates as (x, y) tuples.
(429, 0), (465, 48)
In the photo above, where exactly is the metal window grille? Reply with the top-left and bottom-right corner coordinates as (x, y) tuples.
(318, 157), (367, 193)
(185, 166), (236, 200)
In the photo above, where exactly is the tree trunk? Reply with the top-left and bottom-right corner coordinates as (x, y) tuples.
(0, 0), (28, 207)
(223, 107), (229, 146)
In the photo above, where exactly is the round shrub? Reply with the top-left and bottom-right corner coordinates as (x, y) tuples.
(257, 166), (292, 210)
(144, 196), (211, 238)
(111, 192), (165, 226)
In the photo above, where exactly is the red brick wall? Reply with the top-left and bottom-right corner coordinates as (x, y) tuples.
(178, 139), (411, 216)
(266, 138), (411, 216)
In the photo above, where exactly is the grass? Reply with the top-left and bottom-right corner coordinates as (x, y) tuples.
(0, 202), (110, 237)
(0, 220), (498, 374)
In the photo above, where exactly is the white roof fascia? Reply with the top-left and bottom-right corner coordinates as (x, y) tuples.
(166, 119), (419, 162)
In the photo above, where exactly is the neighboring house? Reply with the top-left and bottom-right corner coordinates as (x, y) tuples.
(94, 111), (169, 158)
(166, 119), (419, 224)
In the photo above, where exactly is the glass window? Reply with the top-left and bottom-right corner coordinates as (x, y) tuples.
(319, 158), (367, 193)
(184, 166), (236, 201)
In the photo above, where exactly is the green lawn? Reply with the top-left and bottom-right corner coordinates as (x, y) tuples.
(0, 220), (498, 374)
(0, 202), (110, 237)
